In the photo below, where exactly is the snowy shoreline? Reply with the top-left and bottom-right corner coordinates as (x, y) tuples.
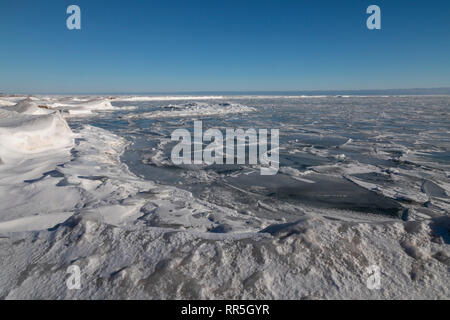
(0, 95), (448, 299)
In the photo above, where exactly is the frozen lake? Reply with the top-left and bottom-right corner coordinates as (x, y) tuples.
(69, 95), (450, 226)
(0, 95), (448, 299)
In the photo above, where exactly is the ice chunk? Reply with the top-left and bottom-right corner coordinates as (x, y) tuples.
(0, 109), (73, 163)
(1, 98), (53, 115)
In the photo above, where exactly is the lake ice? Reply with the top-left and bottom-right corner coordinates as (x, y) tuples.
(0, 95), (448, 299)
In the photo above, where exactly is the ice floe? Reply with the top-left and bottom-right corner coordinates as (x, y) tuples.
(124, 102), (255, 119)
(111, 95), (225, 102)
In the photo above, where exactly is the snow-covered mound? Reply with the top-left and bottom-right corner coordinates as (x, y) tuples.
(0, 210), (448, 299)
(2, 99), (54, 115)
(0, 109), (73, 163)
(0, 97), (118, 116)
(0, 99), (16, 107)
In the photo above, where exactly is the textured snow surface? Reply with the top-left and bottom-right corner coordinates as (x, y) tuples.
(0, 95), (448, 299)
(1, 214), (448, 299)
(1, 99), (54, 115)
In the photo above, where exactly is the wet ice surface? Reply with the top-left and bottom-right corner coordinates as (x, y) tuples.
(72, 96), (450, 224)
(1, 95), (449, 299)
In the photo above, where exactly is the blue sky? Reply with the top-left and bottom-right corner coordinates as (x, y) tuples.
(0, 0), (449, 93)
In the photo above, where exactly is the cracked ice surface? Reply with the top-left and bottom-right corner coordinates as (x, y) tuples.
(0, 95), (448, 299)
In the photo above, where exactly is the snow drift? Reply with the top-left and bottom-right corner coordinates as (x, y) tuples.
(2, 99), (53, 115)
(48, 99), (116, 115)
(0, 109), (73, 163)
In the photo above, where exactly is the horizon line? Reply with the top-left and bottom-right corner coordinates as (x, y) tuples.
(2, 87), (450, 96)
